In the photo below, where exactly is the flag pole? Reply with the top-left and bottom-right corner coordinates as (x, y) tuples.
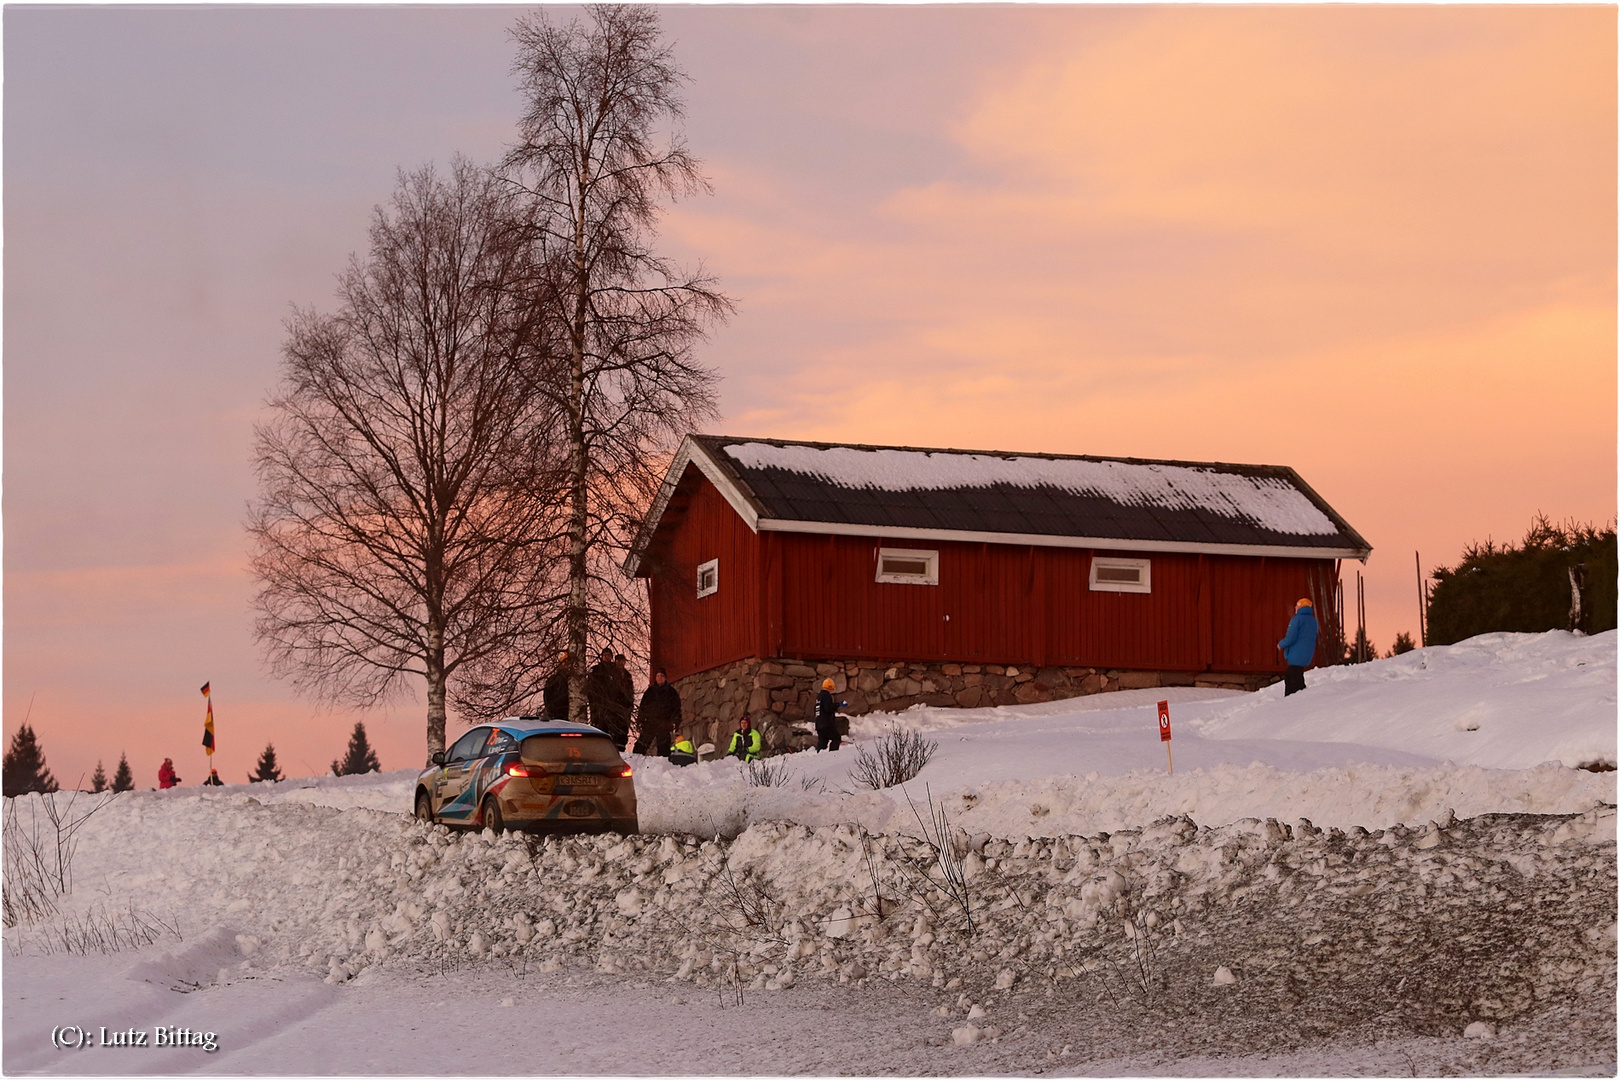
(201, 682), (217, 786)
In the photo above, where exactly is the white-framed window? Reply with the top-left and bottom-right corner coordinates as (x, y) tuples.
(696, 558), (719, 598)
(875, 547), (938, 586)
(1090, 556), (1151, 593)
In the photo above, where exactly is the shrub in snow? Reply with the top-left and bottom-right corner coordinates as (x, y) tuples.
(1427, 516), (1616, 644)
(744, 758), (791, 788)
(2, 789), (117, 927)
(850, 728), (938, 790)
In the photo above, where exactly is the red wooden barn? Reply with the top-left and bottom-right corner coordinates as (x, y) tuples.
(625, 435), (1370, 748)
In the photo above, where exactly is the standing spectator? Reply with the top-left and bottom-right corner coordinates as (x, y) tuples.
(815, 678), (843, 752)
(543, 651), (573, 720)
(611, 653), (636, 746)
(586, 649), (628, 749)
(1278, 598), (1320, 696)
(727, 715), (762, 762)
(158, 757), (181, 789)
(634, 668), (682, 757)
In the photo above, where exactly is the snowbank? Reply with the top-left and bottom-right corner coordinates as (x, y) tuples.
(5, 629), (1613, 1075)
(1193, 630), (1616, 770)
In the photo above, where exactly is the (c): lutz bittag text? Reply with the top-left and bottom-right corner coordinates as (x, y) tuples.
(52, 1025), (219, 1052)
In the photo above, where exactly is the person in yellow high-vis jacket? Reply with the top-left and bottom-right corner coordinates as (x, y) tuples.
(668, 733), (697, 766)
(727, 715), (762, 763)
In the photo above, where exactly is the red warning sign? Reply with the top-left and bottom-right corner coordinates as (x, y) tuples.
(1157, 700), (1172, 742)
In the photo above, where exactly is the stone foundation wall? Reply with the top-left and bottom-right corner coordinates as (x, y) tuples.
(673, 658), (1276, 756)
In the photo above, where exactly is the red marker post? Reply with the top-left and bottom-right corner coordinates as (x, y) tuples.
(1157, 699), (1173, 774)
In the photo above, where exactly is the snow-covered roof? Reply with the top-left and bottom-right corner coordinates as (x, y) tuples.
(625, 435), (1371, 574)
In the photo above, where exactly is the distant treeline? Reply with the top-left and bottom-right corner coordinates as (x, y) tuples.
(1426, 516), (1617, 646)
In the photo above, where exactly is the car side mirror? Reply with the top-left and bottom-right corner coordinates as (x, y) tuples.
(430, 751), (446, 767)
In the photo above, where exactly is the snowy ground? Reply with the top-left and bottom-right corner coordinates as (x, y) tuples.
(4, 630), (1615, 1074)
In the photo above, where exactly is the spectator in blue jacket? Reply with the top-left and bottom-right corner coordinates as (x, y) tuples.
(1278, 598), (1319, 696)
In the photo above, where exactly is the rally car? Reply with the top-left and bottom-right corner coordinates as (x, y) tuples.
(414, 719), (637, 835)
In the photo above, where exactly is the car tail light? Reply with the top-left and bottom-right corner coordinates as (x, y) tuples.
(508, 763), (544, 778)
(615, 764), (633, 778)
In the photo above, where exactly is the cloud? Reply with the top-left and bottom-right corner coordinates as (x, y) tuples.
(682, 6), (1613, 650)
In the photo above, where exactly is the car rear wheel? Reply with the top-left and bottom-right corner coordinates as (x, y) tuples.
(482, 795), (504, 834)
(415, 790), (434, 825)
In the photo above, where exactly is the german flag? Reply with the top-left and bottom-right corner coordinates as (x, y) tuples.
(201, 683), (215, 755)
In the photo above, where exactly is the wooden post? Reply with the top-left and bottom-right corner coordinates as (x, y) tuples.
(1415, 551), (1427, 647)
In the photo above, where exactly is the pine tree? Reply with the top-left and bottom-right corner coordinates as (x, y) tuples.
(250, 742), (284, 783)
(1389, 632), (1417, 656)
(1427, 516), (1617, 644)
(2, 723), (59, 796)
(331, 722), (381, 776)
(1348, 626), (1378, 664)
(110, 753), (134, 793)
(90, 760), (108, 792)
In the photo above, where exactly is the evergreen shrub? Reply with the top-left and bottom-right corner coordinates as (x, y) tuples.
(1427, 516), (1617, 646)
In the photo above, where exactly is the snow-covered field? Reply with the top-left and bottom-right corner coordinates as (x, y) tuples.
(4, 630), (1615, 1074)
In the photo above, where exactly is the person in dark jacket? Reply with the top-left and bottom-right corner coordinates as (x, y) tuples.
(815, 678), (843, 752)
(611, 653), (636, 743)
(543, 651), (573, 720)
(728, 715), (762, 762)
(586, 649), (629, 749)
(1277, 598), (1320, 696)
(634, 668), (682, 756)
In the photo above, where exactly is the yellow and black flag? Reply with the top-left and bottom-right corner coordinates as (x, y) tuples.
(201, 682), (215, 755)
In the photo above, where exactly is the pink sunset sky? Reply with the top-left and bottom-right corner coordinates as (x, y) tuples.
(5, 6), (1614, 789)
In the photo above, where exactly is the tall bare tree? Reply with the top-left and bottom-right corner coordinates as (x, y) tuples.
(249, 159), (565, 757)
(502, 4), (729, 722)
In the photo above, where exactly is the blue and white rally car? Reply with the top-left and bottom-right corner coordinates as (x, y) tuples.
(414, 719), (637, 835)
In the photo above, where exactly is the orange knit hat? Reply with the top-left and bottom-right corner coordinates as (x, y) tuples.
(1296, 598), (1312, 609)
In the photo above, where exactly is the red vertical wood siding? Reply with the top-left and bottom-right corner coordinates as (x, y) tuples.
(647, 474), (1342, 678)
(1044, 549), (1204, 670)
(647, 470), (760, 680)
(1206, 555), (1341, 670)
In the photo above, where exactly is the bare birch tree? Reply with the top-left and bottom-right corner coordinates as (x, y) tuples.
(501, 4), (730, 722)
(248, 159), (566, 757)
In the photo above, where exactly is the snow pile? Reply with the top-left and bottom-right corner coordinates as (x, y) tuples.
(234, 770), (417, 814)
(1193, 630), (1616, 771)
(5, 630), (1614, 1073)
(20, 788), (1614, 1044)
(725, 441), (1341, 536)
